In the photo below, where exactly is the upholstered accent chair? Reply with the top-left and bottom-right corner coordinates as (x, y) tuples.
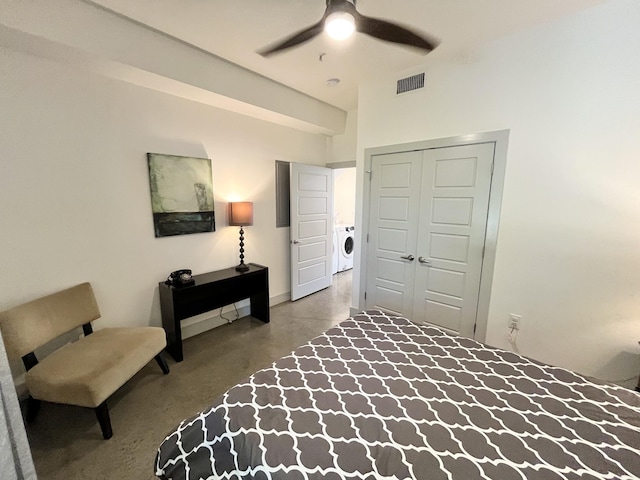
(0, 282), (169, 439)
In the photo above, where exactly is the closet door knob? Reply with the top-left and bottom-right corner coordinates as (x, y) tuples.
(418, 256), (431, 264)
(400, 255), (415, 261)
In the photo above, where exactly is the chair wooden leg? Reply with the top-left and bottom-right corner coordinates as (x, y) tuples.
(26, 396), (41, 422)
(155, 354), (170, 374)
(94, 402), (113, 440)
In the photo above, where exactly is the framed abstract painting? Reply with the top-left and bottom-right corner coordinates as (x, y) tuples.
(147, 153), (215, 237)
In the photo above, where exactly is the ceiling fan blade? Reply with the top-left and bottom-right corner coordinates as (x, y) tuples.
(356, 15), (439, 53)
(258, 21), (325, 57)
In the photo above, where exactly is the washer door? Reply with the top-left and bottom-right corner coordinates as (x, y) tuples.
(342, 234), (354, 257)
(343, 235), (353, 256)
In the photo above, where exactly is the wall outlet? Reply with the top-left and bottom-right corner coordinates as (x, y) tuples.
(508, 314), (522, 330)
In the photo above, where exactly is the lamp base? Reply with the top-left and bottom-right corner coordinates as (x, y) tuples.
(235, 263), (250, 272)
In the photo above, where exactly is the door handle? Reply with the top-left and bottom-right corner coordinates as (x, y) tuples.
(418, 256), (431, 264)
(400, 254), (415, 261)
(292, 240), (300, 244)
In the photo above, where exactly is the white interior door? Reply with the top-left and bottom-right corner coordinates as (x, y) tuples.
(365, 151), (423, 314)
(290, 163), (333, 301)
(412, 143), (494, 336)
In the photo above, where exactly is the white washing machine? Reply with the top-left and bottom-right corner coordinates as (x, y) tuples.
(332, 229), (339, 274)
(335, 225), (355, 272)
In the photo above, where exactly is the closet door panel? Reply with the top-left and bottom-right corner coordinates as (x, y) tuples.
(412, 143), (495, 336)
(365, 151), (422, 315)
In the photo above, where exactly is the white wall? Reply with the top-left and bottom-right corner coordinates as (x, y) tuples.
(0, 47), (327, 339)
(355, 0), (640, 384)
(333, 168), (356, 226)
(328, 109), (358, 164)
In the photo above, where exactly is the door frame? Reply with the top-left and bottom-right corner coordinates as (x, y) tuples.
(358, 130), (509, 342)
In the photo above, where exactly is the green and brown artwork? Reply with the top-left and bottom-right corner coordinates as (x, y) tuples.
(147, 153), (215, 237)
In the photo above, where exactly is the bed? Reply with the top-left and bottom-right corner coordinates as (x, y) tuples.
(155, 310), (640, 479)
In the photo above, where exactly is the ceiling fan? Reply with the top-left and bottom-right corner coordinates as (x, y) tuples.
(258, 0), (439, 57)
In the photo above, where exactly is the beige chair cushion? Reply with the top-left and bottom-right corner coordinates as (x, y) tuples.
(26, 327), (166, 408)
(0, 283), (101, 359)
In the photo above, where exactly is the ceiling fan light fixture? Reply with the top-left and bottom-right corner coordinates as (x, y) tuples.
(258, 0), (439, 57)
(324, 12), (355, 40)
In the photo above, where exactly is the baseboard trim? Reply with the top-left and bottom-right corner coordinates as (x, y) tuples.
(181, 303), (251, 340)
(182, 293), (291, 340)
(270, 292), (290, 307)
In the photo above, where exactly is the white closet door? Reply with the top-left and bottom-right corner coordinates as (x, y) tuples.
(365, 151), (422, 314)
(412, 143), (494, 336)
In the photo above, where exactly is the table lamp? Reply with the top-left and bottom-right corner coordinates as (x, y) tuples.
(228, 202), (254, 272)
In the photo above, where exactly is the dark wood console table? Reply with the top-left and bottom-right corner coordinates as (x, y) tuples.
(159, 263), (269, 362)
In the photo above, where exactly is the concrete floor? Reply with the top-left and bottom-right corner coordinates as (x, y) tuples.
(25, 270), (353, 480)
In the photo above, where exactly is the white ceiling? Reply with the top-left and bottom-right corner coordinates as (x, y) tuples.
(87, 0), (605, 111)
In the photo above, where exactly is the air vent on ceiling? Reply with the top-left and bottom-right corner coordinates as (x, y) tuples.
(396, 72), (425, 94)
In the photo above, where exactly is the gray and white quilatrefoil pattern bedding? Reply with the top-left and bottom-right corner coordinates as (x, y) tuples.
(155, 311), (640, 480)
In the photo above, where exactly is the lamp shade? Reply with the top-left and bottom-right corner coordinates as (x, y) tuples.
(228, 202), (254, 226)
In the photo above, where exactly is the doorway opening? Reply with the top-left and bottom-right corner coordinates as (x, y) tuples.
(331, 165), (356, 302)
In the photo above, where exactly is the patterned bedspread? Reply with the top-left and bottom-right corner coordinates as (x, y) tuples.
(155, 311), (640, 479)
